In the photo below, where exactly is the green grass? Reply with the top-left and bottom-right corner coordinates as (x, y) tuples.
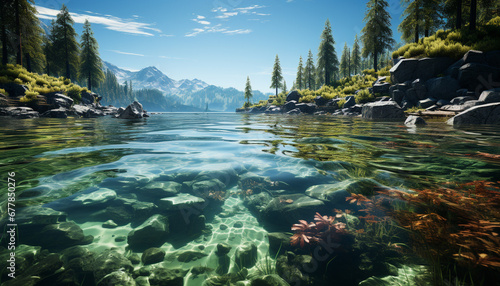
(0, 64), (89, 104)
(393, 16), (500, 60)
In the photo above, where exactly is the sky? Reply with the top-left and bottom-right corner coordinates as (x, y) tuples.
(35, 0), (405, 93)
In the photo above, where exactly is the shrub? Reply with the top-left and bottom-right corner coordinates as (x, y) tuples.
(355, 89), (374, 104)
(0, 88), (7, 95)
(0, 76), (9, 84)
(65, 85), (82, 102)
(13, 78), (23, 85)
(19, 90), (39, 103)
(35, 78), (49, 86)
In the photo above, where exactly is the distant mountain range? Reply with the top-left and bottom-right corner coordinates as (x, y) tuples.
(103, 61), (270, 111)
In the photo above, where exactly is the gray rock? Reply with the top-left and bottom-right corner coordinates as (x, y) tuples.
(419, 98), (436, 109)
(295, 103), (317, 114)
(15, 205), (67, 225)
(142, 247), (166, 265)
(0, 244), (41, 275)
(286, 90), (301, 102)
(41, 108), (69, 118)
(216, 243), (232, 256)
(436, 99), (451, 106)
(390, 59), (418, 84)
(306, 179), (382, 203)
(485, 50), (500, 68)
(93, 249), (134, 282)
(405, 115), (427, 125)
(462, 100), (483, 110)
(157, 193), (205, 210)
(72, 188), (117, 206)
(478, 90), (500, 103)
(411, 80), (428, 99)
(361, 101), (405, 120)
(102, 220), (118, 228)
(392, 90), (405, 106)
(81, 92), (99, 105)
(414, 57), (455, 80)
(284, 100), (297, 112)
(314, 96), (328, 106)
(426, 76), (460, 100)
(127, 214), (169, 249)
(451, 95), (476, 105)
(372, 82), (391, 94)
(286, 108), (301, 115)
(97, 270), (136, 286)
(0, 82), (28, 97)
(177, 251), (207, 262)
(260, 194), (327, 227)
(344, 96), (356, 108)
(463, 50), (486, 65)
(458, 63), (500, 90)
(447, 102), (500, 126)
(235, 242), (258, 268)
(403, 89), (419, 106)
(191, 178), (226, 194)
(5, 106), (39, 118)
(44, 92), (74, 109)
(117, 101), (147, 119)
(250, 274), (290, 286)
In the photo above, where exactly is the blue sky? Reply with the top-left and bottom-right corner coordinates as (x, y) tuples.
(35, 0), (404, 93)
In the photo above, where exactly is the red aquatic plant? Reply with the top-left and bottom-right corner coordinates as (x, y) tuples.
(290, 212), (347, 248)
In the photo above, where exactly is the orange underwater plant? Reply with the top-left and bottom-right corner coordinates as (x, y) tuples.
(290, 212), (347, 248)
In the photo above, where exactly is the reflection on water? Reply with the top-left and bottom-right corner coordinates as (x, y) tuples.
(0, 113), (499, 285)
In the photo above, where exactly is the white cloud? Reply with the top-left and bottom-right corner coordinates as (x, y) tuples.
(110, 50), (145, 57)
(234, 5), (266, 14)
(185, 24), (249, 37)
(223, 29), (252, 35)
(192, 17), (211, 25)
(35, 5), (162, 36)
(215, 12), (238, 19)
(196, 15), (206, 19)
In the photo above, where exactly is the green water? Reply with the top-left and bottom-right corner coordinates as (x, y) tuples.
(0, 113), (499, 285)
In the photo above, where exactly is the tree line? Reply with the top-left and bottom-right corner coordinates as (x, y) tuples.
(264, 0), (499, 96)
(1, 1), (103, 91)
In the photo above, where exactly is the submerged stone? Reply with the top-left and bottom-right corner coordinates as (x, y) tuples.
(143, 181), (181, 198)
(157, 193), (205, 210)
(235, 242), (258, 269)
(142, 247), (166, 265)
(250, 274), (290, 286)
(93, 249), (134, 282)
(127, 214), (169, 249)
(148, 268), (187, 286)
(72, 188), (117, 206)
(177, 250), (208, 262)
(97, 270), (136, 286)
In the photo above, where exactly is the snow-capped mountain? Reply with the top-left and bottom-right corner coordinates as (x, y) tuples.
(103, 62), (208, 95)
(102, 61), (270, 111)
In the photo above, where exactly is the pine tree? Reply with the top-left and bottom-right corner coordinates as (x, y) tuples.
(304, 50), (316, 90)
(296, 56), (304, 90)
(244, 76), (252, 105)
(129, 80), (133, 97)
(79, 20), (103, 91)
(351, 35), (361, 75)
(361, 0), (395, 72)
(317, 19), (338, 86)
(52, 4), (79, 80)
(283, 79), (287, 93)
(340, 43), (350, 79)
(0, 0), (13, 65)
(270, 54), (283, 96)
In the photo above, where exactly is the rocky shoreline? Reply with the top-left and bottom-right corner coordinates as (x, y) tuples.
(0, 85), (149, 120)
(237, 50), (500, 127)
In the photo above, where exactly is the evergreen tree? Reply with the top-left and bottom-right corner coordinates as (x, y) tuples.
(283, 79), (287, 93)
(0, 0), (13, 65)
(361, 0), (395, 72)
(351, 35), (361, 75)
(444, 0), (463, 29)
(270, 54), (283, 96)
(296, 56), (304, 90)
(52, 4), (79, 80)
(304, 50), (316, 90)
(79, 20), (103, 91)
(340, 43), (350, 78)
(244, 76), (252, 105)
(317, 19), (338, 86)
(129, 80), (133, 96)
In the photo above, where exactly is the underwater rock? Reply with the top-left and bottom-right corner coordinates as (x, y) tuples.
(60, 246), (95, 275)
(142, 247), (166, 265)
(195, 167), (239, 187)
(72, 187), (117, 206)
(220, 224), (228, 230)
(216, 243), (232, 256)
(37, 221), (93, 250)
(143, 181), (181, 198)
(102, 219), (118, 228)
(191, 178), (226, 194)
(362, 101), (405, 120)
(234, 221), (243, 228)
(404, 115), (427, 126)
(276, 253), (312, 286)
(235, 242), (258, 269)
(306, 179), (384, 203)
(177, 250), (207, 262)
(250, 274), (290, 286)
(148, 268), (187, 286)
(135, 276), (150, 286)
(128, 253), (141, 265)
(157, 193), (205, 211)
(97, 270), (136, 286)
(127, 214), (169, 249)
(93, 249), (134, 282)
(261, 194), (327, 227)
(267, 233), (291, 256)
(92, 205), (135, 225)
(0, 244), (41, 275)
(15, 205), (67, 225)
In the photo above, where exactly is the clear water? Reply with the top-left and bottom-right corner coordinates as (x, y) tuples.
(1, 113), (499, 285)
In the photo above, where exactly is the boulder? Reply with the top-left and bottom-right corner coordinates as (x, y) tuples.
(451, 95), (476, 105)
(390, 59), (418, 84)
(426, 76), (460, 100)
(44, 92), (74, 109)
(286, 90), (301, 102)
(72, 187), (117, 206)
(250, 274), (290, 286)
(38, 221), (93, 250)
(142, 247), (166, 265)
(485, 50), (500, 68)
(372, 82), (391, 94)
(306, 179), (382, 203)
(93, 249), (134, 282)
(295, 103), (317, 114)
(414, 57), (455, 80)
(0, 82), (28, 96)
(15, 205), (67, 225)
(216, 243), (232, 256)
(157, 193), (205, 210)
(177, 251), (207, 262)
(436, 99), (451, 106)
(117, 101), (147, 119)
(235, 242), (258, 269)
(287, 108), (301, 115)
(260, 194), (327, 227)
(392, 90), (405, 106)
(447, 102), (500, 126)
(127, 214), (169, 249)
(0, 94), (8, 107)
(361, 101), (405, 120)
(314, 96), (328, 106)
(41, 108), (69, 118)
(411, 79), (428, 99)
(148, 268), (187, 286)
(143, 181), (181, 198)
(478, 90), (500, 103)
(419, 98), (436, 109)
(4, 106), (39, 118)
(343, 96), (356, 108)
(405, 115), (427, 125)
(97, 270), (136, 286)
(458, 63), (500, 90)
(284, 100), (297, 112)
(81, 92), (98, 105)
(463, 50), (486, 65)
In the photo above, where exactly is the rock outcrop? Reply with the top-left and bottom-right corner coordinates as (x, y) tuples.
(447, 102), (500, 126)
(362, 101), (405, 120)
(116, 101), (149, 119)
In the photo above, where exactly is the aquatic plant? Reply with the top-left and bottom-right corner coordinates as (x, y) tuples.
(290, 212), (347, 248)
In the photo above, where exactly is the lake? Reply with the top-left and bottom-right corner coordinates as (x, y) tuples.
(1, 113), (499, 285)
